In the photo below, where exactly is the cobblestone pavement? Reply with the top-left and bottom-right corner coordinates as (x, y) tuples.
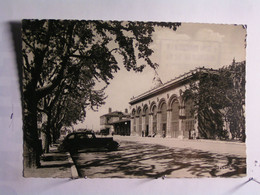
(72, 139), (246, 178)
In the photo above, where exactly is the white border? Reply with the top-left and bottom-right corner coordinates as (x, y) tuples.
(0, 0), (260, 194)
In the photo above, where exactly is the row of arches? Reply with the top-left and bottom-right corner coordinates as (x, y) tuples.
(131, 95), (195, 138)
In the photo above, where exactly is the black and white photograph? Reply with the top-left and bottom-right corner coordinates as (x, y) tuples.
(22, 20), (246, 179)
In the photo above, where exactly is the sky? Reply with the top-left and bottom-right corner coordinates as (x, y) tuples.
(74, 22), (246, 131)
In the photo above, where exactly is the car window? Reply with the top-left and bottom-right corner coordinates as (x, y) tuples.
(67, 134), (75, 140)
(78, 134), (87, 139)
(86, 134), (94, 138)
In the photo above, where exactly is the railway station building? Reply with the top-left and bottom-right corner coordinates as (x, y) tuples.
(129, 68), (215, 139)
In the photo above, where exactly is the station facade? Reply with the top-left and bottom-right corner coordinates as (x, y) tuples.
(129, 69), (202, 139)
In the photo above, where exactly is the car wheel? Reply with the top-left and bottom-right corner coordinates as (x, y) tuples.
(107, 142), (119, 151)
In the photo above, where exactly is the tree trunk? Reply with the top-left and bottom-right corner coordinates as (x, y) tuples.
(23, 90), (41, 168)
(42, 112), (52, 153)
(42, 132), (49, 153)
(46, 116), (51, 153)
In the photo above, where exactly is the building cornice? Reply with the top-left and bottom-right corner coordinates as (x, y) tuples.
(129, 67), (218, 105)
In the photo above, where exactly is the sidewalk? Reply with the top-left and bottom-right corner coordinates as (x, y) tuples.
(23, 145), (79, 178)
(113, 135), (246, 158)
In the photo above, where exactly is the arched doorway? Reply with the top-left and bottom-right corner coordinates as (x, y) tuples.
(171, 99), (179, 138)
(143, 105), (149, 137)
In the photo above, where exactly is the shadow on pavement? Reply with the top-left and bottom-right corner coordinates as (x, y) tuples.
(24, 148), (72, 178)
(72, 141), (246, 178)
(39, 153), (71, 169)
(42, 155), (68, 161)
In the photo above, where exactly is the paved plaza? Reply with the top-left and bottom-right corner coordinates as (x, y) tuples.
(113, 136), (246, 157)
(72, 136), (246, 178)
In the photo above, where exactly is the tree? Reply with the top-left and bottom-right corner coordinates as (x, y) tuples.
(222, 60), (245, 141)
(183, 61), (245, 141)
(38, 65), (107, 153)
(22, 20), (181, 168)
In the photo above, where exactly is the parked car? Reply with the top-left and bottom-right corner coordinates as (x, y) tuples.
(58, 131), (119, 153)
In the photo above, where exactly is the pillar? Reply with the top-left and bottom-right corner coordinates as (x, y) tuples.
(130, 117), (134, 136)
(136, 117), (139, 136)
(166, 109), (172, 138)
(178, 105), (185, 139)
(149, 113), (153, 136)
(157, 111), (161, 137)
(142, 115), (146, 137)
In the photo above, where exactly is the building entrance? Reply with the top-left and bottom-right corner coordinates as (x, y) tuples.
(145, 125), (149, 137)
(162, 123), (166, 137)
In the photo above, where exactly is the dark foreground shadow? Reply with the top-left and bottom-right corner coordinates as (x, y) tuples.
(40, 163), (71, 169)
(72, 141), (246, 178)
(39, 152), (70, 169)
(41, 155), (68, 162)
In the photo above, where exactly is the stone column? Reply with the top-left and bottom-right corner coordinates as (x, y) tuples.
(149, 113), (153, 136)
(130, 117), (134, 136)
(166, 109), (172, 138)
(142, 115), (146, 137)
(178, 105), (185, 139)
(157, 111), (161, 137)
(136, 117), (139, 136)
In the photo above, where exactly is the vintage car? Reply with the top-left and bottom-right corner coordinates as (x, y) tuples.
(58, 131), (119, 153)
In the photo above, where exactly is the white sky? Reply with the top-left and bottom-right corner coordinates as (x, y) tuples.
(75, 22), (246, 131)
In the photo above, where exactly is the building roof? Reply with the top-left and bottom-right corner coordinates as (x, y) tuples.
(100, 111), (130, 118)
(129, 67), (218, 105)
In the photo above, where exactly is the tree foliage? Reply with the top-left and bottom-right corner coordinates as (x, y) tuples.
(22, 20), (181, 167)
(183, 60), (245, 141)
(221, 60), (245, 141)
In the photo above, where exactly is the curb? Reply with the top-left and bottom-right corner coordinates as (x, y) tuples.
(66, 152), (79, 179)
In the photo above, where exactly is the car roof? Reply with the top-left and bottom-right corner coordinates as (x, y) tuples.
(65, 131), (93, 136)
(71, 131), (93, 134)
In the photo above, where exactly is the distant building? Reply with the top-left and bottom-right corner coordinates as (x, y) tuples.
(129, 68), (222, 139)
(100, 108), (130, 135)
(110, 119), (131, 136)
